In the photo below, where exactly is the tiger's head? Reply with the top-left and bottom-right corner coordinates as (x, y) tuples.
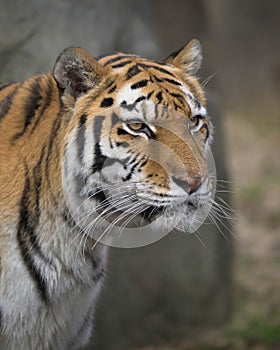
(53, 40), (215, 245)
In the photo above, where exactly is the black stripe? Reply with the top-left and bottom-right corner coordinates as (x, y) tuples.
(170, 92), (186, 104)
(163, 78), (181, 86)
(122, 160), (140, 181)
(100, 97), (114, 108)
(92, 115), (106, 173)
(97, 52), (118, 60)
(112, 60), (132, 69)
(130, 79), (149, 90)
(43, 79), (65, 210)
(156, 91), (163, 103)
(153, 75), (163, 83)
(76, 113), (87, 164)
(160, 105), (169, 119)
(140, 158), (148, 167)
(104, 54), (135, 66)
(84, 80), (115, 106)
(193, 98), (201, 109)
(146, 91), (154, 100)
(140, 63), (176, 77)
(32, 148), (45, 232)
(17, 167), (49, 303)
(154, 103), (159, 119)
(127, 153), (140, 166)
(62, 208), (79, 231)
(29, 78), (53, 135)
(12, 77), (42, 141)
(0, 85), (20, 122)
(135, 96), (146, 103)
(29, 147), (54, 267)
(105, 80), (115, 90)
(126, 64), (142, 80)
(45, 110), (64, 209)
(108, 84), (117, 94)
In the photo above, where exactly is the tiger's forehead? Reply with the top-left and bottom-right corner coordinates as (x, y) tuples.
(101, 53), (205, 115)
(115, 82), (206, 122)
(118, 100), (199, 127)
(93, 53), (207, 122)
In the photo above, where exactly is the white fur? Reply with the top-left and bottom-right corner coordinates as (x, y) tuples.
(180, 84), (206, 117)
(0, 211), (107, 350)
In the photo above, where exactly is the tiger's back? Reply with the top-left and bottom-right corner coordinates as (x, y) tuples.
(0, 40), (213, 349)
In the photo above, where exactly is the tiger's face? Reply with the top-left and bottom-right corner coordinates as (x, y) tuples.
(54, 40), (214, 241)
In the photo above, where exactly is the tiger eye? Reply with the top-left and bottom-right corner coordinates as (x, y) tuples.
(128, 122), (144, 131)
(190, 115), (199, 125)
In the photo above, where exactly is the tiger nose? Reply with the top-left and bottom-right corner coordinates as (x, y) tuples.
(172, 175), (203, 194)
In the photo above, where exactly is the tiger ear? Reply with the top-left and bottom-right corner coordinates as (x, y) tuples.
(165, 39), (202, 76)
(53, 47), (105, 98)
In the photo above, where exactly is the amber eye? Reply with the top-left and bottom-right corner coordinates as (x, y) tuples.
(189, 115), (199, 126)
(127, 122), (146, 132)
(124, 121), (154, 138)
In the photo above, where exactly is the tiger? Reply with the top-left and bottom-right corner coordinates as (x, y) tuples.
(0, 39), (213, 349)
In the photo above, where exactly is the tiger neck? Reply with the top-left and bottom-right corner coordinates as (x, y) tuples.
(0, 73), (74, 230)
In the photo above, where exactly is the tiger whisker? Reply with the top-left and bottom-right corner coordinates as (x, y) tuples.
(201, 72), (218, 88)
(90, 202), (146, 249)
(92, 202), (149, 249)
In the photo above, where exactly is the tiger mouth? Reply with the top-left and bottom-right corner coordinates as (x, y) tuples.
(140, 205), (166, 221)
(91, 185), (200, 225)
(92, 190), (164, 224)
(140, 200), (198, 222)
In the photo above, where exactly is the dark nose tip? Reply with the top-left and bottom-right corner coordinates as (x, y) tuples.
(172, 175), (203, 194)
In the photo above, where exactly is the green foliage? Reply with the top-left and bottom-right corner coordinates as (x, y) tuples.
(226, 316), (280, 349)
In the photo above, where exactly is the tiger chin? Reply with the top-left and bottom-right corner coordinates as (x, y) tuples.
(0, 39), (214, 349)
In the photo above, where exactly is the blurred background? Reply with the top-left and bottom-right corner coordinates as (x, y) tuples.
(0, 0), (279, 349)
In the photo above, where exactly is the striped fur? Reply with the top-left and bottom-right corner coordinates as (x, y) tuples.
(0, 39), (213, 349)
